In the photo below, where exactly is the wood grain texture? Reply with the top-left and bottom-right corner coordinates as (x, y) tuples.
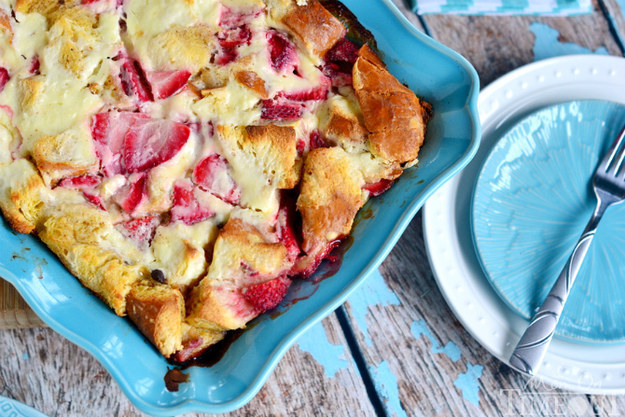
(0, 315), (375, 417)
(343, 214), (625, 416)
(0, 279), (44, 329)
(422, 11), (622, 87)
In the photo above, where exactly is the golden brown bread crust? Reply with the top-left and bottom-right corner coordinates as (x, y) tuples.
(353, 45), (432, 164)
(38, 205), (148, 315)
(126, 282), (185, 358)
(282, 0), (346, 57)
(0, 159), (47, 234)
(297, 147), (364, 256)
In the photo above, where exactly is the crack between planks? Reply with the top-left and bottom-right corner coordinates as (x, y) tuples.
(335, 306), (389, 417)
(597, 0), (625, 56)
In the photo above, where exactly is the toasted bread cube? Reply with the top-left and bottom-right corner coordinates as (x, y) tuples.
(32, 127), (98, 186)
(187, 218), (289, 330)
(0, 159), (47, 234)
(126, 282), (185, 358)
(353, 45), (431, 164)
(297, 147), (364, 256)
(38, 205), (147, 315)
(282, 0), (346, 58)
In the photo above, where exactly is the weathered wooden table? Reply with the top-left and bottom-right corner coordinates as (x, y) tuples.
(2, 1), (625, 416)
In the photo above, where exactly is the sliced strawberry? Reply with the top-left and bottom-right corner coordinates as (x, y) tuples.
(281, 76), (331, 102)
(290, 240), (342, 279)
(115, 173), (147, 213)
(363, 178), (394, 197)
(277, 203), (301, 264)
(267, 30), (298, 74)
(119, 59), (153, 102)
(218, 25), (251, 49)
(92, 112), (190, 175)
(29, 55), (40, 75)
(117, 216), (159, 248)
(325, 38), (359, 64)
(123, 118), (191, 173)
(58, 174), (101, 189)
(170, 180), (215, 225)
(83, 191), (106, 211)
(215, 47), (239, 66)
(192, 154), (240, 205)
(309, 130), (328, 150)
(321, 62), (353, 88)
(296, 139), (306, 155)
(91, 112), (149, 176)
(146, 70), (191, 100)
(0, 67), (9, 93)
(218, 5), (261, 28)
(260, 99), (303, 120)
(173, 337), (205, 363)
(242, 276), (291, 312)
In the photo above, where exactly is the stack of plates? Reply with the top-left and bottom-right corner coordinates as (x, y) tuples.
(423, 55), (625, 393)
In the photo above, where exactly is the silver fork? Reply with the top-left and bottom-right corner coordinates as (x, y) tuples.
(509, 125), (625, 376)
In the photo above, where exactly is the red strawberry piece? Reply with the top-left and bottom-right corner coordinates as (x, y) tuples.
(322, 62), (353, 88)
(277, 204), (301, 264)
(146, 70), (191, 100)
(29, 56), (40, 75)
(192, 154), (241, 205)
(123, 118), (191, 173)
(309, 130), (328, 149)
(290, 240), (342, 279)
(363, 178), (394, 197)
(218, 25), (251, 49)
(82, 0), (100, 3)
(215, 47), (239, 66)
(173, 337), (205, 363)
(58, 174), (101, 189)
(91, 111), (149, 176)
(267, 30), (298, 73)
(281, 77), (330, 101)
(0, 67), (9, 93)
(170, 180), (215, 225)
(116, 173), (147, 213)
(82, 191), (106, 211)
(260, 99), (303, 120)
(119, 59), (153, 102)
(242, 276), (291, 313)
(117, 216), (159, 247)
(296, 139), (306, 154)
(218, 5), (261, 28)
(325, 38), (359, 64)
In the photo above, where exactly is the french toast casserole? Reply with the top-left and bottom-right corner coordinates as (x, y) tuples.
(0, 0), (431, 361)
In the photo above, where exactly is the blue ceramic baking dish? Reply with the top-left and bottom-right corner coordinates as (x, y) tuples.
(1, 1), (480, 414)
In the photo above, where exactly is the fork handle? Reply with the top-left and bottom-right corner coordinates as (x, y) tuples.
(509, 208), (603, 376)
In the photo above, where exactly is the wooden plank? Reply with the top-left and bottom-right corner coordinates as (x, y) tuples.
(422, 14), (622, 87)
(342, 214), (625, 416)
(0, 279), (45, 330)
(0, 314), (376, 417)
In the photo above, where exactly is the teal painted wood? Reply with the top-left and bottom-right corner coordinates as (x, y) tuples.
(410, 0), (592, 15)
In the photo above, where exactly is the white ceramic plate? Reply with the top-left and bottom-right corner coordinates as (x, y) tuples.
(423, 55), (625, 393)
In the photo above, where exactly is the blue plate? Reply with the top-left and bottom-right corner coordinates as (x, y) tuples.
(1, 1), (480, 415)
(472, 100), (625, 344)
